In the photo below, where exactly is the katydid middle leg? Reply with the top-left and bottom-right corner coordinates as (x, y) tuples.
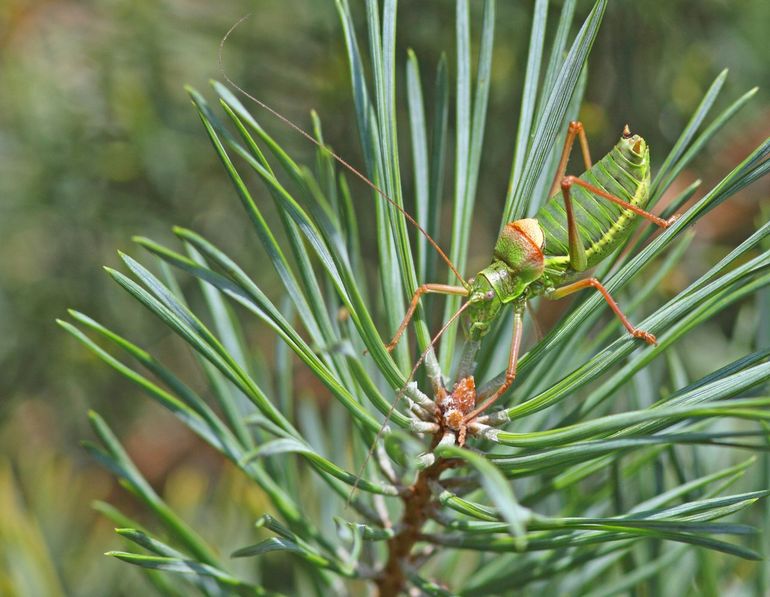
(546, 278), (657, 345)
(462, 304), (525, 423)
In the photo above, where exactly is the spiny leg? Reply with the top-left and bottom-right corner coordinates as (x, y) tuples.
(561, 176), (678, 229)
(385, 283), (469, 352)
(555, 172), (660, 344)
(462, 305), (525, 423)
(559, 176), (678, 274)
(548, 120), (593, 197)
(547, 277), (656, 345)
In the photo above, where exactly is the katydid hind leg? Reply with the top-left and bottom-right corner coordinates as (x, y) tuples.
(560, 177), (589, 273)
(560, 176), (678, 229)
(549, 120), (595, 272)
(548, 120), (594, 197)
(547, 277), (657, 345)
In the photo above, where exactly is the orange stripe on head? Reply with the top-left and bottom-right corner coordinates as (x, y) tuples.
(495, 218), (546, 278)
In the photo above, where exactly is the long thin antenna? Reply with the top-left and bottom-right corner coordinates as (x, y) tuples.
(347, 299), (474, 504)
(219, 15), (466, 287)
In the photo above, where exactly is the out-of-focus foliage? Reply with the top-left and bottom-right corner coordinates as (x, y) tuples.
(0, 0), (768, 594)
(0, 0), (339, 425)
(1, 0), (338, 592)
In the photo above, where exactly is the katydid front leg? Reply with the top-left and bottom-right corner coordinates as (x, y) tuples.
(385, 283), (470, 352)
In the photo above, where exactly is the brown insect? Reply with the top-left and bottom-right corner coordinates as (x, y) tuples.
(435, 376), (477, 446)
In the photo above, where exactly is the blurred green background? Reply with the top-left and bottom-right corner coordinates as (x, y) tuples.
(1, 0), (768, 594)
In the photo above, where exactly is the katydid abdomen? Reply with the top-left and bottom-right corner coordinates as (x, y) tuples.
(539, 133), (651, 270)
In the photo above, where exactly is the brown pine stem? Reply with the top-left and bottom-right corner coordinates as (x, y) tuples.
(375, 455), (454, 596)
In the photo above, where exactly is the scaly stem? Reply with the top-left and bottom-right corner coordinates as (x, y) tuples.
(376, 449), (454, 596)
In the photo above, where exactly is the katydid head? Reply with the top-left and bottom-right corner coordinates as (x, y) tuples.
(463, 276), (503, 340)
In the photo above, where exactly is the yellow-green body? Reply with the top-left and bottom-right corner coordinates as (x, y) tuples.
(463, 134), (651, 341)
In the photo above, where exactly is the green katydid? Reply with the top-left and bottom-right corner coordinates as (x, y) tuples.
(386, 121), (678, 444)
(219, 30), (677, 445)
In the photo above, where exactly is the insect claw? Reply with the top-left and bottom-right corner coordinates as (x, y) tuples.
(365, 340), (398, 355)
(664, 214), (681, 227)
(568, 120), (583, 134)
(632, 329), (657, 345)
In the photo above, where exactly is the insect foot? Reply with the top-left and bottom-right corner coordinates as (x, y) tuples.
(663, 214), (681, 227)
(632, 329), (657, 345)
